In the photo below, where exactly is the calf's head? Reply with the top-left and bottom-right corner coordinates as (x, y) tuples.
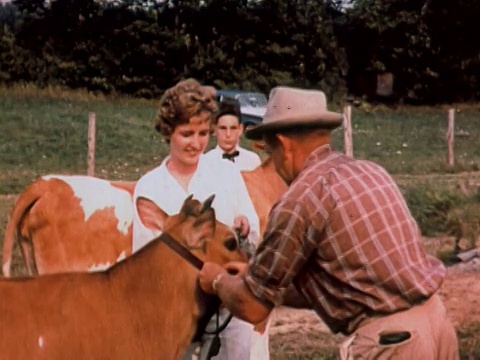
(137, 194), (247, 265)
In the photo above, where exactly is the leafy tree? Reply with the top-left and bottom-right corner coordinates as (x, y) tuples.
(421, 0), (480, 102)
(340, 0), (434, 103)
(2, 0), (478, 103)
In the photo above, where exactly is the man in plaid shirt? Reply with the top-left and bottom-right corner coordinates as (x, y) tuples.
(199, 86), (459, 359)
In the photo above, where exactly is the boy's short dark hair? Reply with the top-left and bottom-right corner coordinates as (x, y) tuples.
(215, 99), (241, 124)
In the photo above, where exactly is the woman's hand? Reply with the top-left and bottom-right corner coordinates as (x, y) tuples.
(234, 215), (250, 238)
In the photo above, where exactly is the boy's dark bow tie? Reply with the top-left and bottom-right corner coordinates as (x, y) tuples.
(222, 151), (240, 162)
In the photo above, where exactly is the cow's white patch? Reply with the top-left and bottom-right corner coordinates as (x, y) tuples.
(87, 251), (127, 272)
(38, 336), (44, 348)
(42, 175), (133, 235)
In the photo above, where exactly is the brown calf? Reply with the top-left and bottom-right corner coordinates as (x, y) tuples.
(0, 195), (246, 359)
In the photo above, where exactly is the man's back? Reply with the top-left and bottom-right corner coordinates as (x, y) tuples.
(269, 144), (446, 333)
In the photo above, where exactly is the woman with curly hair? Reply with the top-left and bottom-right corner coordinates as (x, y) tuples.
(132, 78), (268, 359)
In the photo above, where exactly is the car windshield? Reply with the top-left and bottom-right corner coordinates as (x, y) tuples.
(236, 93), (268, 108)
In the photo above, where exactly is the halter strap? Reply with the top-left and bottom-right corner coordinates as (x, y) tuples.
(158, 232), (204, 270)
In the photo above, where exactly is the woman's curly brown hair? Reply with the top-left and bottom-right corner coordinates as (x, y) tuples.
(155, 78), (218, 138)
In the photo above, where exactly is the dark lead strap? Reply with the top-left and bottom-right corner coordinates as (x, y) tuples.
(158, 232), (204, 270)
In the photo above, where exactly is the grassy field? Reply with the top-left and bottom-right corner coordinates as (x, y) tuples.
(0, 85), (160, 193)
(2, 85), (479, 237)
(0, 85), (479, 358)
(1, 85), (480, 195)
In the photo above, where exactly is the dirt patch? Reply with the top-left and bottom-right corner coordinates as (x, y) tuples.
(441, 264), (480, 327)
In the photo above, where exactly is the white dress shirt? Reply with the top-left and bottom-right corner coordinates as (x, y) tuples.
(204, 145), (261, 171)
(132, 154), (260, 252)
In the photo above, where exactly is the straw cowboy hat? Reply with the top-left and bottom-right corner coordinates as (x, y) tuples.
(245, 86), (343, 140)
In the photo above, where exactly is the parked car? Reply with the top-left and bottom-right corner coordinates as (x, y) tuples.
(215, 89), (268, 128)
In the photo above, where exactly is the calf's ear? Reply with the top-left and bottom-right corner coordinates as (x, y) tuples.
(201, 194), (215, 212)
(136, 197), (168, 231)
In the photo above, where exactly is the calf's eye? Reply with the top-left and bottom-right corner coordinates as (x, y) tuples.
(223, 238), (238, 251)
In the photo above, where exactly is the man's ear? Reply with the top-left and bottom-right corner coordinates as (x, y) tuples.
(276, 134), (292, 154)
(239, 123), (245, 136)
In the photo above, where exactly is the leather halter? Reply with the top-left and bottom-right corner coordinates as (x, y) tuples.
(158, 232), (204, 270)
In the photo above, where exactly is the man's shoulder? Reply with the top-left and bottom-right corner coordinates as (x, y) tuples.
(200, 152), (239, 171)
(239, 146), (259, 155)
(239, 146), (261, 161)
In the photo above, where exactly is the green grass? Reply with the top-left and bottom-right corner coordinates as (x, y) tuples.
(2, 86), (480, 195)
(330, 104), (480, 174)
(0, 85), (160, 193)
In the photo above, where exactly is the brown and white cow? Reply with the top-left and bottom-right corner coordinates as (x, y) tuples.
(2, 159), (286, 277)
(2, 175), (136, 276)
(241, 157), (287, 235)
(0, 195), (246, 359)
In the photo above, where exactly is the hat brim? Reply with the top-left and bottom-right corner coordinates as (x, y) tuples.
(245, 112), (343, 140)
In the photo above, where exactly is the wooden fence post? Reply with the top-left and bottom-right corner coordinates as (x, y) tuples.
(343, 105), (353, 157)
(87, 112), (96, 176)
(447, 108), (455, 167)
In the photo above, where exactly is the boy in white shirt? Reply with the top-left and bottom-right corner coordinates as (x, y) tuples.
(205, 99), (261, 171)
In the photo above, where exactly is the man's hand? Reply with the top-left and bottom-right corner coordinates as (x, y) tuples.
(198, 261), (248, 294)
(198, 261), (274, 325)
(198, 262), (226, 294)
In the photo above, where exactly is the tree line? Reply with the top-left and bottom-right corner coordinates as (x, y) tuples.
(0, 0), (479, 104)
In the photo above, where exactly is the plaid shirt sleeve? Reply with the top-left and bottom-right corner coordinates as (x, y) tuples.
(244, 195), (326, 306)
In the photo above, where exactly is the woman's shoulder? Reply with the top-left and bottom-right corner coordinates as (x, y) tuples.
(135, 163), (165, 190)
(139, 163), (163, 179)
